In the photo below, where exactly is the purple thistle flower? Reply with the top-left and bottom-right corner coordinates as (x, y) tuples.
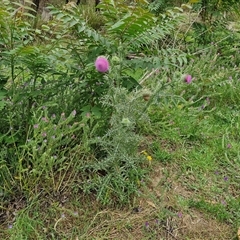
(224, 176), (228, 181)
(145, 221), (149, 228)
(227, 143), (232, 149)
(41, 117), (48, 123)
(184, 74), (192, 84)
(95, 56), (109, 73)
(221, 200), (227, 205)
(42, 132), (47, 137)
(33, 124), (39, 129)
(177, 212), (183, 218)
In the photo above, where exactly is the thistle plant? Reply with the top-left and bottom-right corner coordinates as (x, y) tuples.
(81, 81), (150, 205)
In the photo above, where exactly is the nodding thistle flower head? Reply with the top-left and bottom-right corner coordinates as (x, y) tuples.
(141, 89), (152, 102)
(184, 74), (192, 84)
(111, 55), (120, 64)
(95, 56), (109, 73)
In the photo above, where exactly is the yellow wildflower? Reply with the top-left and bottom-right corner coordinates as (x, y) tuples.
(141, 150), (148, 155)
(147, 155), (152, 161)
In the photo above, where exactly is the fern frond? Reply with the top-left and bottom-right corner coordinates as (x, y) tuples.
(108, 10), (156, 41)
(126, 49), (188, 71)
(148, 0), (166, 14)
(83, 27), (112, 48)
(49, 6), (112, 48)
(128, 24), (173, 48)
(122, 13), (184, 50)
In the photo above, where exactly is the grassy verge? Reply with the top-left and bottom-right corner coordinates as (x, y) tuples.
(0, 1), (240, 239)
(1, 70), (239, 240)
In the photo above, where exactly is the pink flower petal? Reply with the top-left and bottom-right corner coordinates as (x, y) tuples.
(95, 56), (109, 73)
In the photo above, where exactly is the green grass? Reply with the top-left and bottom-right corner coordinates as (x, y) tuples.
(3, 73), (239, 239)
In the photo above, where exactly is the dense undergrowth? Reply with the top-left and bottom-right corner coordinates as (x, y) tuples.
(0, 0), (240, 239)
